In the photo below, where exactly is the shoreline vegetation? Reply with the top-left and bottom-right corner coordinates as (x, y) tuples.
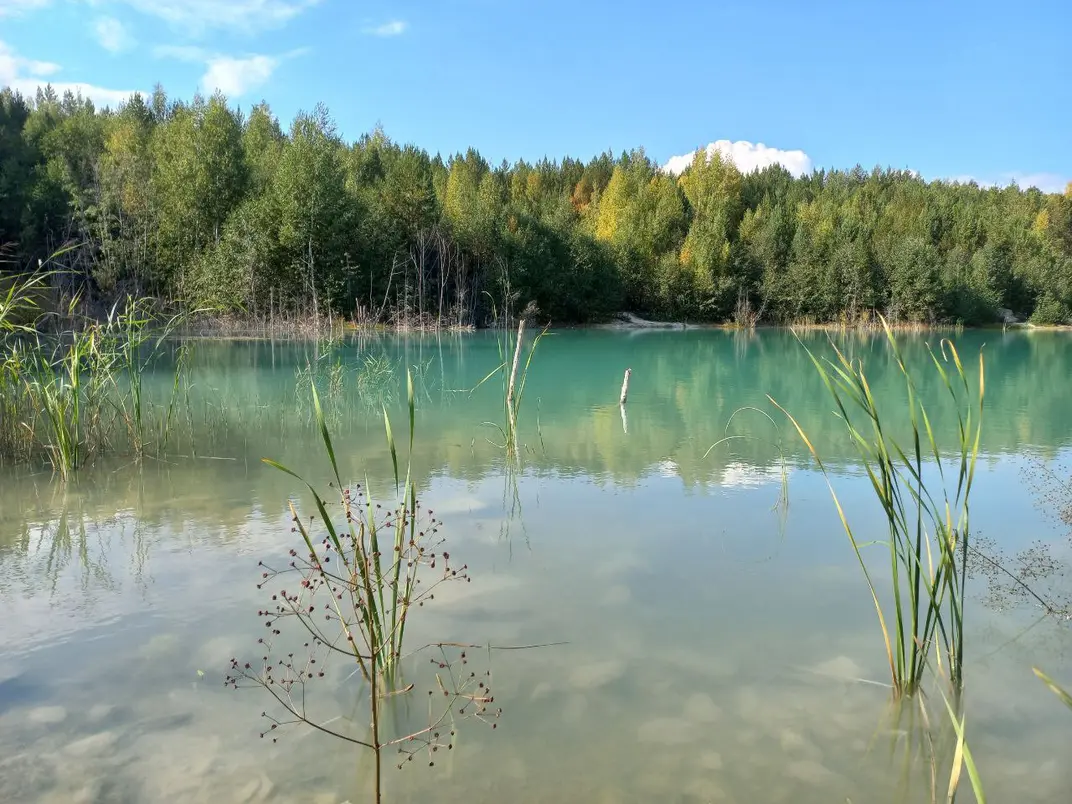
(173, 309), (1070, 337)
(3, 83), (1070, 804)
(2, 85), (1072, 334)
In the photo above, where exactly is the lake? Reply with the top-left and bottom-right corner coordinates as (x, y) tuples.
(1, 327), (1070, 803)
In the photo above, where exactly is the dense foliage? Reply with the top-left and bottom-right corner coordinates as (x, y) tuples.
(2, 84), (1071, 326)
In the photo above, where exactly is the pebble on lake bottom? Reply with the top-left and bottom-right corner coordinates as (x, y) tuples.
(683, 692), (722, 723)
(779, 727), (824, 761)
(699, 751), (723, 770)
(683, 777), (730, 801)
(787, 759), (841, 786)
(637, 717), (697, 745)
(236, 773), (274, 804)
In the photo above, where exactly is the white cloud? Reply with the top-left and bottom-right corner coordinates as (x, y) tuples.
(943, 172), (1069, 194)
(22, 80), (138, 107)
(154, 45), (306, 98)
(94, 16), (134, 54)
(0, 0), (50, 17)
(1010, 173), (1069, 194)
(116, 0), (320, 34)
(663, 139), (813, 177)
(201, 54), (278, 97)
(0, 39), (140, 108)
(0, 40), (58, 83)
(363, 20), (407, 37)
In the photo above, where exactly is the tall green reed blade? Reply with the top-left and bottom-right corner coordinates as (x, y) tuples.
(1033, 667), (1072, 709)
(936, 684), (986, 804)
(390, 368), (417, 663)
(772, 315), (984, 697)
(0, 270), (54, 333)
(22, 320), (103, 479)
(512, 323), (550, 427)
(262, 383), (375, 677)
(469, 318), (550, 457)
(263, 369), (423, 681)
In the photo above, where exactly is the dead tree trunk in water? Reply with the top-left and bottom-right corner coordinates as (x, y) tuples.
(505, 317), (526, 443)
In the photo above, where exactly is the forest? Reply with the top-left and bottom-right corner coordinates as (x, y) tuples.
(2, 84), (1071, 328)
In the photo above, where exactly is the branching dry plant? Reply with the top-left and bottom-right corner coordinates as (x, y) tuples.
(227, 371), (502, 803)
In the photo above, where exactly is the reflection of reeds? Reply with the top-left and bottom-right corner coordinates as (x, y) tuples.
(704, 405), (790, 517)
(357, 353), (397, 409)
(773, 316), (984, 698)
(0, 488), (155, 599)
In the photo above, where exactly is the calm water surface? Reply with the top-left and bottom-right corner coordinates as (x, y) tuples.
(1, 329), (1071, 803)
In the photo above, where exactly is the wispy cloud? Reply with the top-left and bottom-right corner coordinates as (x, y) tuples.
(152, 44), (209, 62)
(0, 0), (50, 17)
(0, 41), (60, 80)
(116, 0), (320, 34)
(94, 17), (134, 54)
(945, 172), (1069, 195)
(662, 140), (813, 176)
(363, 20), (407, 37)
(0, 39), (141, 107)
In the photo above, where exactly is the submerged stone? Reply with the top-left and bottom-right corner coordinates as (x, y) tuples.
(683, 692), (721, 723)
(235, 773), (274, 803)
(637, 717), (696, 745)
(699, 750), (723, 770)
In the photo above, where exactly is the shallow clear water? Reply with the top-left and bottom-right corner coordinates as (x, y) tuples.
(1, 328), (1070, 803)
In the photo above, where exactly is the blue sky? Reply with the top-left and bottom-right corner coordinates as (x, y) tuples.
(1, 0), (1069, 191)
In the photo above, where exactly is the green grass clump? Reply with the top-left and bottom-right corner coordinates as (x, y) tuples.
(1, 267), (195, 476)
(772, 315), (984, 697)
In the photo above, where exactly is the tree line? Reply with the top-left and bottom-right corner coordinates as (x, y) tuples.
(2, 84), (1071, 327)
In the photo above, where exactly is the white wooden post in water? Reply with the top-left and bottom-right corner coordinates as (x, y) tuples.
(619, 367), (632, 405)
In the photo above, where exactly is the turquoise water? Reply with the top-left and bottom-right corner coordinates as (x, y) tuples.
(1, 328), (1070, 803)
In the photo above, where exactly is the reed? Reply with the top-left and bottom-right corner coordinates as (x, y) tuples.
(1033, 667), (1072, 709)
(20, 325), (97, 478)
(101, 295), (188, 456)
(935, 682), (986, 803)
(0, 270), (197, 475)
(771, 314), (984, 697)
(473, 315), (550, 457)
